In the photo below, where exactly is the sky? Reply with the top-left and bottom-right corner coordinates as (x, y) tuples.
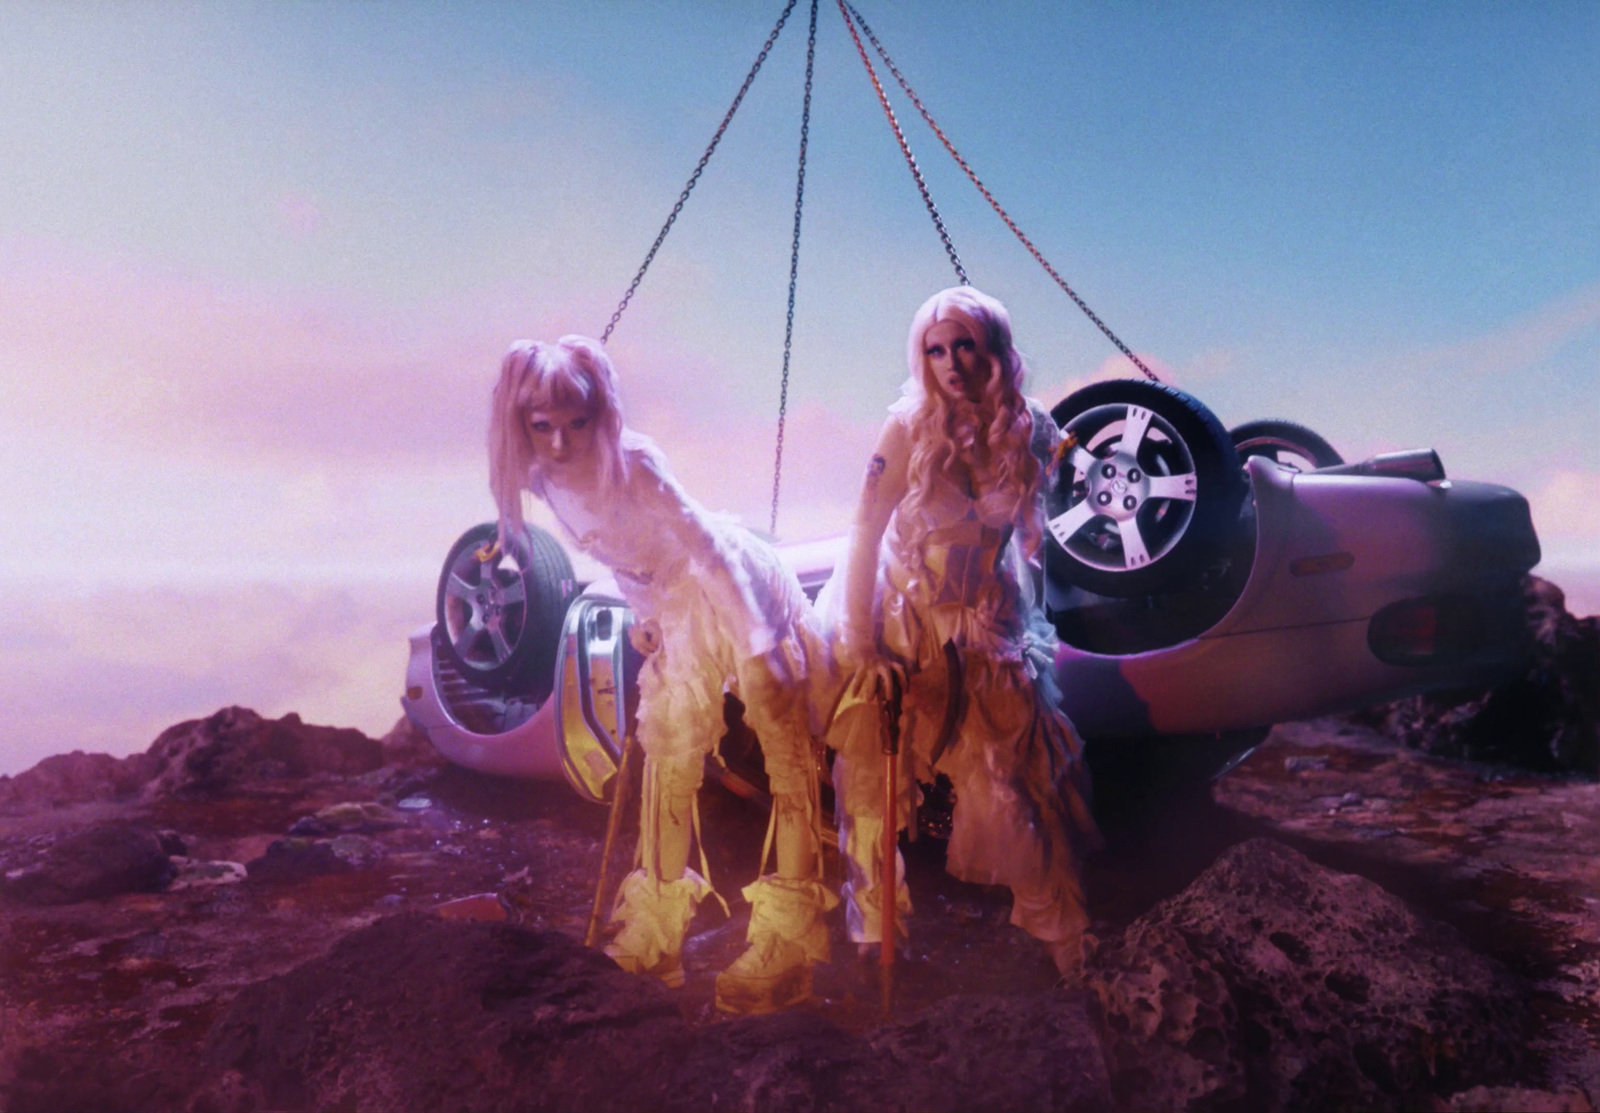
(1, 1), (1596, 775)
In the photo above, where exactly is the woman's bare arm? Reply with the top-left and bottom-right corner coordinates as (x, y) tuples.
(837, 415), (911, 667)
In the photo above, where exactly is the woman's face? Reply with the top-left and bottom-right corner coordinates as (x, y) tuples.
(523, 403), (597, 472)
(923, 318), (990, 404)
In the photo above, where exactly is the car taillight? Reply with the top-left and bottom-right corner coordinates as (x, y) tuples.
(1367, 595), (1482, 666)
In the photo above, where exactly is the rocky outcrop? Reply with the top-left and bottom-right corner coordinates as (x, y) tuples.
(0, 750), (159, 808)
(1084, 838), (1531, 1113)
(4, 704), (1592, 1112)
(1357, 576), (1599, 775)
(0, 708), (412, 811)
(378, 713), (450, 770)
(143, 707), (385, 796)
(2, 823), (171, 905)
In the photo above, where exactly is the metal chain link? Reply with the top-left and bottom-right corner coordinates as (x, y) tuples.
(842, 2), (1160, 383)
(769, 0), (819, 536)
(835, 0), (967, 286)
(600, 0), (800, 345)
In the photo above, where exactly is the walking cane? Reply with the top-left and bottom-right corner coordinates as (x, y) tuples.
(585, 732), (637, 948)
(878, 672), (903, 1016)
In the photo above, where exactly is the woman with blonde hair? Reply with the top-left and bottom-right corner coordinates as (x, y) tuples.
(489, 335), (833, 1014)
(823, 287), (1099, 974)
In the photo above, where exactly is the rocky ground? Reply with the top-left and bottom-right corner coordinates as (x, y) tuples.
(0, 584), (1595, 1112)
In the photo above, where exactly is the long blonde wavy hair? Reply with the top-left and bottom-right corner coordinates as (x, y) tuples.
(897, 286), (1043, 558)
(487, 335), (628, 547)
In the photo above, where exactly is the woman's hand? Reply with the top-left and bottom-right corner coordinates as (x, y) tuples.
(842, 645), (906, 707)
(1049, 430), (1079, 475)
(628, 618), (663, 656)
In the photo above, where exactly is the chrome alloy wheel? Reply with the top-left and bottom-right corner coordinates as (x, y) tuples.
(1049, 402), (1200, 573)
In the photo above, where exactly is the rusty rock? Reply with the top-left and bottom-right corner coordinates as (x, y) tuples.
(1085, 838), (1531, 1112)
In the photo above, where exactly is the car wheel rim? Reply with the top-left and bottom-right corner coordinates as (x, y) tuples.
(1048, 402), (1200, 573)
(441, 544), (528, 669)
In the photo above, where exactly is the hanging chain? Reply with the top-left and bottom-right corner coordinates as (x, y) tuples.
(769, 0), (818, 536)
(842, 2), (1160, 383)
(600, 0), (799, 345)
(835, 0), (967, 286)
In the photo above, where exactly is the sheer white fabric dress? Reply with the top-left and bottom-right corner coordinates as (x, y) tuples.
(820, 398), (1099, 964)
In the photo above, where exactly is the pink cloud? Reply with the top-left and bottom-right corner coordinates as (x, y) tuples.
(1402, 279), (1600, 381)
(1527, 469), (1600, 546)
(644, 399), (877, 541)
(0, 237), (609, 469)
(1519, 469), (1600, 618)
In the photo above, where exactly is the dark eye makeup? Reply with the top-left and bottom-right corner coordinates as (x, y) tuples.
(526, 413), (590, 435)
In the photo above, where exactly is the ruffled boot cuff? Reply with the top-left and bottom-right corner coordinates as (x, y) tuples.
(1010, 886), (1093, 976)
(604, 868), (711, 986)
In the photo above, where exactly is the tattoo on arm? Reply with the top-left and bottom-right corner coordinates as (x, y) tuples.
(864, 454), (887, 493)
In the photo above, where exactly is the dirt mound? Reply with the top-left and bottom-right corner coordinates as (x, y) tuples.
(196, 914), (685, 1112)
(188, 913), (1114, 1113)
(863, 992), (1112, 1113)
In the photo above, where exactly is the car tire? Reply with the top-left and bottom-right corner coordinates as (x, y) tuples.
(1230, 419), (1343, 471)
(436, 522), (577, 700)
(1047, 380), (1245, 597)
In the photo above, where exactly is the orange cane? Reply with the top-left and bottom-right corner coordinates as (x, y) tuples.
(878, 672), (903, 1016)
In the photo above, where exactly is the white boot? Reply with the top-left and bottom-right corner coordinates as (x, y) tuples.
(604, 868), (710, 987)
(714, 877), (838, 1014)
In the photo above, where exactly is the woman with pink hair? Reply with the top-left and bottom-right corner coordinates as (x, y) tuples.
(489, 335), (834, 1014)
(822, 287), (1099, 975)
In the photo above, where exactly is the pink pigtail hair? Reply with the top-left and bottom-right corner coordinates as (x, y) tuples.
(486, 336), (629, 550)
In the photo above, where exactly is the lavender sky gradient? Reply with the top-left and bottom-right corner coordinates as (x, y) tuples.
(2, 2), (1596, 774)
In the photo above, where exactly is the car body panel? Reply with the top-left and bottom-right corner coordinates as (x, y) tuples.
(1055, 458), (1538, 736)
(403, 625), (563, 779)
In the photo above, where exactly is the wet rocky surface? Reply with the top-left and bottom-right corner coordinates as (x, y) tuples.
(0, 694), (1595, 1111)
(1214, 718), (1600, 1108)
